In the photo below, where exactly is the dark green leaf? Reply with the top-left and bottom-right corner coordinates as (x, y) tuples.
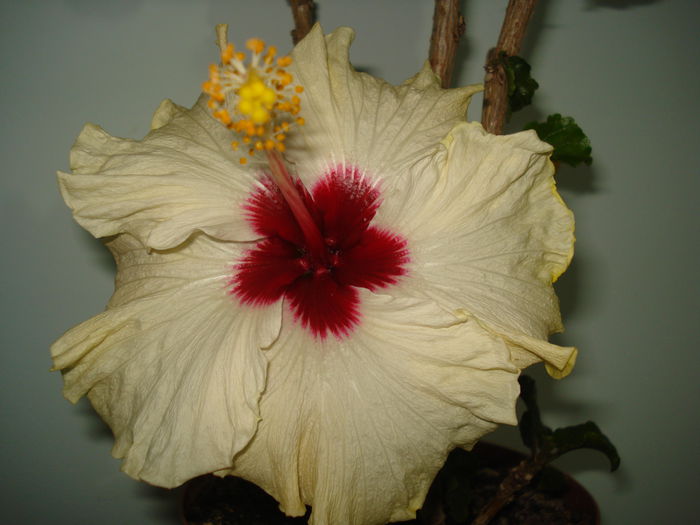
(441, 450), (476, 523)
(525, 113), (593, 166)
(550, 421), (621, 471)
(517, 375), (551, 453)
(505, 55), (539, 113)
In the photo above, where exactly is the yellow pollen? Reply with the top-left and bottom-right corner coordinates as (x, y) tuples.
(213, 108), (232, 125)
(246, 38), (266, 54)
(221, 43), (234, 64)
(203, 31), (304, 162)
(251, 107), (269, 124)
(264, 46), (277, 65)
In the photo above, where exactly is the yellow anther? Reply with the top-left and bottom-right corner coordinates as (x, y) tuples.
(246, 38), (266, 54)
(251, 107), (269, 124)
(213, 109), (232, 125)
(240, 157), (248, 165)
(238, 99), (253, 115)
(296, 117), (305, 126)
(260, 89), (276, 106)
(277, 71), (293, 86)
(250, 80), (266, 96)
(264, 46), (277, 65)
(221, 43), (234, 64)
(239, 84), (253, 99)
(203, 34), (305, 157)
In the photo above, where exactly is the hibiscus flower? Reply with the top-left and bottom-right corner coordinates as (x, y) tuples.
(52, 24), (576, 525)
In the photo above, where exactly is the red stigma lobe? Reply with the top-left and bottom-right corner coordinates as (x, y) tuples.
(230, 166), (409, 338)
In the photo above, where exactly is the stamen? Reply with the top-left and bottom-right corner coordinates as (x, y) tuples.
(202, 24), (304, 163)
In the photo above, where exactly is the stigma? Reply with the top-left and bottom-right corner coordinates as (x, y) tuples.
(202, 25), (305, 163)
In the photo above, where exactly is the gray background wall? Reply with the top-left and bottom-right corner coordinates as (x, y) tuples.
(2, 0), (698, 523)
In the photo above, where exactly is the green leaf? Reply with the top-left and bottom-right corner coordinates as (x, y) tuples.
(525, 113), (593, 167)
(517, 375), (551, 453)
(550, 421), (621, 472)
(505, 55), (539, 113)
(517, 375), (620, 473)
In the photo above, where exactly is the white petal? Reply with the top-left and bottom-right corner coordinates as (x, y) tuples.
(287, 25), (481, 182)
(386, 122), (575, 374)
(51, 234), (281, 487)
(228, 292), (519, 525)
(58, 97), (258, 249)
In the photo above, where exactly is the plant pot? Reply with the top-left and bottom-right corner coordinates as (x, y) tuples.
(181, 442), (599, 525)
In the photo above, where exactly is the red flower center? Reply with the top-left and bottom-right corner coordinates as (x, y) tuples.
(230, 165), (409, 338)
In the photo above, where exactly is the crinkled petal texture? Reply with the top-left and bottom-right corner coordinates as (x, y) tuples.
(287, 25), (482, 184)
(52, 22), (575, 525)
(383, 122), (577, 375)
(51, 234), (281, 486)
(58, 96), (259, 250)
(227, 294), (519, 525)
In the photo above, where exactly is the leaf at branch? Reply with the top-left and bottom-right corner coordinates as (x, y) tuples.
(550, 421), (621, 472)
(517, 375), (551, 453)
(505, 55), (539, 113)
(525, 113), (593, 167)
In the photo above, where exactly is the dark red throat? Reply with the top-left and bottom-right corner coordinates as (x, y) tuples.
(230, 164), (409, 338)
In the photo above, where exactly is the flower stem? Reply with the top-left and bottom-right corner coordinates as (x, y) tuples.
(289, 0), (316, 44)
(481, 0), (538, 134)
(429, 0), (465, 89)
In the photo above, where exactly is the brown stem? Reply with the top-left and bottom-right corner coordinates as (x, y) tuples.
(289, 0), (316, 44)
(471, 454), (547, 525)
(481, 0), (538, 134)
(429, 0), (465, 89)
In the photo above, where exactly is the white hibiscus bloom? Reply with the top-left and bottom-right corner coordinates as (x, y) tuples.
(52, 24), (576, 525)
